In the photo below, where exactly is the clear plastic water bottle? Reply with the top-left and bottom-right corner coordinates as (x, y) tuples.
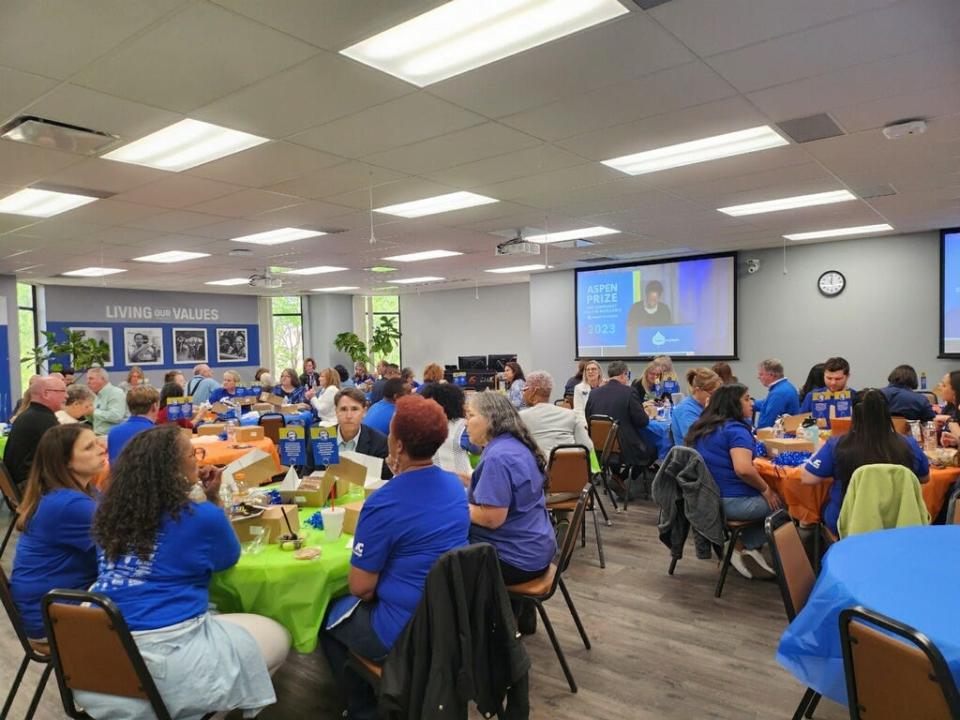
(773, 417), (785, 439)
(909, 420), (922, 446)
(662, 403), (671, 422)
(922, 422), (937, 451)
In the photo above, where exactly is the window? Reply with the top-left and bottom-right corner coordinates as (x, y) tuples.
(364, 295), (401, 366)
(17, 283), (37, 395)
(271, 296), (303, 374)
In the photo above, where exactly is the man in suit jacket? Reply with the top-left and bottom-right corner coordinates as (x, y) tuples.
(333, 387), (392, 479)
(585, 360), (654, 469)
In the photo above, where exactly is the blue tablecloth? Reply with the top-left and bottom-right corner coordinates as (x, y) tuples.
(777, 526), (960, 704)
(641, 419), (673, 461)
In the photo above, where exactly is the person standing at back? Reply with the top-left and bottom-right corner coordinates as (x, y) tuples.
(4, 375), (67, 488)
(753, 358), (799, 428)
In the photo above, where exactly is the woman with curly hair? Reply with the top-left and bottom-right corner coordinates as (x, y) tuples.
(465, 391), (556, 633)
(11, 424), (104, 639)
(76, 425), (290, 718)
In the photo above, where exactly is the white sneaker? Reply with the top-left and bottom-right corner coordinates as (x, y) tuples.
(728, 548), (753, 579)
(741, 549), (776, 579)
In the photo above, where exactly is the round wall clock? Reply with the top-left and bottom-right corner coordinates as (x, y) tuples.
(818, 270), (846, 297)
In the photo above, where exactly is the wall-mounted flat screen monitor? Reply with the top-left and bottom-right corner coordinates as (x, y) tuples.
(487, 354), (517, 372)
(941, 229), (960, 357)
(458, 355), (487, 370)
(575, 252), (736, 360)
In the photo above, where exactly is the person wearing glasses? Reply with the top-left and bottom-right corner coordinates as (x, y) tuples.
(3, 375), (67, 488)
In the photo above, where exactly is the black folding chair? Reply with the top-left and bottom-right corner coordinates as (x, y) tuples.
(0, 567), (52, 719)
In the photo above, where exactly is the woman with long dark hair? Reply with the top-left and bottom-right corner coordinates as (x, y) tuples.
(685, 383), (781, 579)
(11, 425), (104, 639)
(503, 361), (527, 409)
(76, 425), (290, 718)
(802, 389), (929, 537)
(798, 363), (826, 403)
(936, 370), (960, 447)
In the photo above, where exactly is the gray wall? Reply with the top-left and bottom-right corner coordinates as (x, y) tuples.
(527, 231), (954, 396)
(302, 294), (354, 370)
(400, 283), (531, 376)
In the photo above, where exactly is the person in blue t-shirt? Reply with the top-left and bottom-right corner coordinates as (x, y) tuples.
(106, 385), (158, 465)
(801, 389), (930, 538)
(687, 383), (782, 579)
(753, 358), (800, 428)
(799, 356), (856, 428)
(671, 367), (722, 446)
(321, 395), (469, 720)
(364, 378), (409, 434)
(11, 425), (105, 638)
(465, 391), (557, 635)
(79, 425), (290, 719)
(880, 365), (936, 422)
(208, 370), (242, 404)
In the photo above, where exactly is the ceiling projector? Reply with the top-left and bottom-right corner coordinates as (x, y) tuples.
(248, 272), (282, 289)
(496, 236), (541, 257)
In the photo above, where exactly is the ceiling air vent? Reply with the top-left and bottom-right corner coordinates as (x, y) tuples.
(776, 113), (845, 144)
(854, 184), (898, 199)
(1, 116), (119, 155)
(631, 0), (672, 9)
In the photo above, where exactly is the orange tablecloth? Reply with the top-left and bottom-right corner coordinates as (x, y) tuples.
(755, 458), (960, 524)
(190, 436), (281, 471)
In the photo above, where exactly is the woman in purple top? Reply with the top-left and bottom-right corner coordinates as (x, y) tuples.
(465, 391), (556, 633)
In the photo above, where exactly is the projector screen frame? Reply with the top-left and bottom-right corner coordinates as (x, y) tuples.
(573, 250), (739, 362)
(940, 227), (960, 359)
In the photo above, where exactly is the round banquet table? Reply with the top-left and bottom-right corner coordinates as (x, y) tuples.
(209, 492), (361, 653)
(754, 458), (959, 524)
(776, 525), (960, 704)
(190, 435), (281, 471)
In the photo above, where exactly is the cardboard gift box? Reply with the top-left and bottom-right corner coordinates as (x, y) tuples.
(341, 500), (365, 535)
(764, 438), (814, 456)
(230, 426), (264, 442)
(279, 471), (352, 507)
(197, 423), (226, 436)
(221, 448), (279, 490)
(231, 504), (299, 544)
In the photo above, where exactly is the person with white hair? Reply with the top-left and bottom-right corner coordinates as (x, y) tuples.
(186, 364), (220, 405)
(519, 370), (593, 460)
(86, 367), (128, 436)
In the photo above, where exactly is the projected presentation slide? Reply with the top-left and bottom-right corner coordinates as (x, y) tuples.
(576, 254), (736, 359)
(943, 230), (960, 356)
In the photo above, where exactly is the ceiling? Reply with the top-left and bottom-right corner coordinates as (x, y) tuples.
(0, 0), (958, 296)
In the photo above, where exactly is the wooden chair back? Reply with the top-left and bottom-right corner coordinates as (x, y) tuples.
(42, 590), (174, 720)
(920, 391), (937, 406)
(783, 413), (812, 434)
(258, 413), (285, 445)
(764, 511), (816, 621)
(890, 416), (910, 435)
(840, 606), (960, 720)
(830, 417), (852, 436)
(554, 398), (573, 410)
(546, 445), (591, 495)
(0, 461), (22, 510)
(587, 415), (620, 463)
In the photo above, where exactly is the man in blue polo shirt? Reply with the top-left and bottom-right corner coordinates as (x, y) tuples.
(800, 356), (855, 427)
(107, 386), (159, 465)
(753, 358), (800, 428)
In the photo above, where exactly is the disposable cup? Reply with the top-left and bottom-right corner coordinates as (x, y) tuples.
(321, 507), (345, 541)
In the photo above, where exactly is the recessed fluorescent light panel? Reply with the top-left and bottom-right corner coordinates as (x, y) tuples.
(0, 188), (99, 217)
(525, 226), (619, 244)
(602, 125), (788, 176)
(341, 0), (628, 87)
(383, 249), (463, 262)
(395, 276), (445, 284)
(230, 228), (326, 245)
(375, 191), (498, 218)
(485, 264), (546, 273)
(718, 190), (856, 217)
(784, 223), (893, 241)
(62, 267), (126, 277)
(134, 250), (210, 263)
(103, 118), (268, 172)
(284, 266), (347, 275)
(311, 286), (359, 292)
(205, 278), (249, 286)
(365, 266), (397, 273)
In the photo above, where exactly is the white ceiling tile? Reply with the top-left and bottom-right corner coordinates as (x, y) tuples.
(499, 61), (736, 142)
(0, 0), (185, 79)
(362, 122), (541, 175)
(187, 189), (304, 218)
(706, 0), (960, 92)
(73, 1), (319, 113)
(0, 66), (59, 122)
(124, 210), (233, 233)
(289, 92), (485, 158)
(423, 145), (585, 189)
(429, 13), (692, 118)
(0, 139), (84, 187)
(192, 52), (414, 138)
(325, 177), (454, 210)
(637, 145), (813, 191)
(267, 161), (407, 201)
(253, 200), (358, 227)
(40, 157), (169, 194)
(54, 199), (161, 227)
(648, 0), (897, 57)
(830, 80), (960, 134)
(476, 163), (624, 204)
(180, 218), (292, 240)
(0, 213), (39, 236)
(185, 141), (342, 188)
(113, 176), (244, 209)
(70, 226), (168, 247)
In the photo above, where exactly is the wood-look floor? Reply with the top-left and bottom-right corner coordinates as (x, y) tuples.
(0, 501), (847, 719)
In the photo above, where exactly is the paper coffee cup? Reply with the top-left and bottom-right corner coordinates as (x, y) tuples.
(321, 507), (345, 541)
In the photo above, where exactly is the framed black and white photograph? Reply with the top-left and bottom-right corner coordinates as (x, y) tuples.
(217, 328), (248, 363)
(173, 328), (207, 364)
(71, 327), (114, 368)
(123, 327), (164, 366)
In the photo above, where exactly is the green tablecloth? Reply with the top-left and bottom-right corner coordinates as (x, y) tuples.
(209, 491), (361, 653)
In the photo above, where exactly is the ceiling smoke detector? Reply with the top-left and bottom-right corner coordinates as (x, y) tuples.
(882, 119), (927, 140)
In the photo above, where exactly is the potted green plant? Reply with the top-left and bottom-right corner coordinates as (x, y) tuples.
(333, 332), (370, 364)
(369, 316), (401, 361)
(22, 328), (111, 374)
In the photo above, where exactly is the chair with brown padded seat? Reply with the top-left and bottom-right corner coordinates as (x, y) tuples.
(765, 511), (821, 720)
(0, 461), (22, 558)
(840, 606), (960, 720)
(587, 415), (622, 511)
(258, 413), (285, 446)
(546, 444), (605, 568)
(41, 589), (215, 720)
(890, 416), (910, 435)
(508, 486), (591, 693)
(0, 566), (52, 720)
